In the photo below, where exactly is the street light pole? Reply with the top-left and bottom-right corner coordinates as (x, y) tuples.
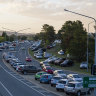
(64, 9), (96, 64)
(64, 9), (96, 96)
(87, 21), (94, 72)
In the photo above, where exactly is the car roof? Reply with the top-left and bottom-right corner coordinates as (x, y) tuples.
(60, 79), (68, 81)
(54, 70), (63, 71)
(69, 81), (82, 84)
(68, 74), (78, 76)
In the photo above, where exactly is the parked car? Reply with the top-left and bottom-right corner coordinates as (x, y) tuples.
(20, 65), (41, 74)
(80, 62), (88, 69)
(43, 67), (53, 74)
(64, 81), (92, 96)
(56, 79), (68, 91)
(16, 65), (25, 72)
(67, 74), (83, 82)
(12, 62), (24, 69)
(25, 57), (32, 62)
(35, 71), (47, 80)
(54, 58), (66, 65)
(40, 74), (53, 84)
(40, 61), (49, 66)
(53, 70), (66, 77)
(58, 50), (64, 55)
(41, 63), (50, 68)
(51, 76), (63, 86)
(60, 59), (74, 67)
(35, 54), (43, 59)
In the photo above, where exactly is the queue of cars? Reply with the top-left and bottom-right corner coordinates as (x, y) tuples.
(34, 69), (92, 96)
(3, 52), (41, 74)
(2, 40), (93, 96)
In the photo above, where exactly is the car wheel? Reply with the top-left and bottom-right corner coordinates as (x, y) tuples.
(35, 78), (37, 80)
(66, 92), (69, 95)
(51, 84), (53, 86)
(23, 71), (27, 75)
(40, 81), (42, 83)
(88, 89), (92, 94)
(56, 89), (59, 91)
(77, 91), (81, 96)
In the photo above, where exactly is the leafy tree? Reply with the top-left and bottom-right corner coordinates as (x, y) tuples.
(2, 31), (9, 41)
(41, 24), (55, 44)
(0, 36), (5, 42)
(59, 20), (87, 61)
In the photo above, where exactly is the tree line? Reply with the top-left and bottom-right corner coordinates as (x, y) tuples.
(33, 20), (95, 63)
(0, 32), (27, 42)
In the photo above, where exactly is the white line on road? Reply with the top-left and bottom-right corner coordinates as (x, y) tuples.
(0, 81), (13, 96)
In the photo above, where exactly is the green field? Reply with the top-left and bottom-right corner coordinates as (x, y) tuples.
(29, 46), (91, 75)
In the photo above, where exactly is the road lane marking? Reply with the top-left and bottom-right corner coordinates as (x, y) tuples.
(0, 81), (13, 96)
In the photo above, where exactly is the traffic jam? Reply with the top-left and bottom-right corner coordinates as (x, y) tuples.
(1, 40), (94, 96)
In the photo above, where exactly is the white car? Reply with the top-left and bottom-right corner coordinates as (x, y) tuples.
(51, 76), (63, 86)
(56, 79), (68, 91)
(16, 65), (25, 72)
(35, 54), (43, 59)
(67, 74), (83, 82)
(80, 62), (88, 69)
(53, 70), (67, 77)
(58, 50), (64, 55)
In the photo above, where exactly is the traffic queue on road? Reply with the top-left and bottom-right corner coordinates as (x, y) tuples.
(1, 40), (93, 96)
(3, 51), (93, 96)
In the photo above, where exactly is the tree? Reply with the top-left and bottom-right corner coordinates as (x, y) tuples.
(0, 36), (5, 42)
(2, 31), (9, 41)
(41, 24), (55, 44)
(59, 20), (87, 61)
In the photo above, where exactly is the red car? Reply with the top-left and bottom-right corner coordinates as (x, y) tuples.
(26, 57), (32, 62)
(43, 67), (53, 74)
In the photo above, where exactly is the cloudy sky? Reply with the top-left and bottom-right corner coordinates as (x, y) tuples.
(0, 0), (96, 34)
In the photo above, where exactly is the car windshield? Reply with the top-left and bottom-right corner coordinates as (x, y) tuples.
(68, 83), (75, 87)
(59, 80), (66, 84)
(53, 77), (61, 80)
(73, 75), (80, 78)
(46, 67), (52, 70)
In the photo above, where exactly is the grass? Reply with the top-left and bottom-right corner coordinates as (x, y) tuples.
(29, 46), (91, 75)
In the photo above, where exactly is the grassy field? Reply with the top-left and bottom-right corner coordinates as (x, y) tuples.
(29, 46), (91, 75)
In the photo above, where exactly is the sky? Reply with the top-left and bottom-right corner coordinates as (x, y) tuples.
(0, 0), (96, 34)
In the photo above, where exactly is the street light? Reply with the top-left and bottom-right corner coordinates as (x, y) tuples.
(64, 9), (96, 96)
(64, 9), (96, 64)
(87, 21), (94, 72)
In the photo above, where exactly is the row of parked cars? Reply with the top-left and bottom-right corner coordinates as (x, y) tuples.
(34, 70), (92, 96)
(3, 52), (41, 74)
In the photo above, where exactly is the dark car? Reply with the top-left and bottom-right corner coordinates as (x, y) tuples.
(54, 58), (66, 65)
(60, 60), (74, 67)
(20, 65), (41, 74)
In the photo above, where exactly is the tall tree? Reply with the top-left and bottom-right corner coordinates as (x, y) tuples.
(59, 20), (87, 61)
(41, 24), (55, 44)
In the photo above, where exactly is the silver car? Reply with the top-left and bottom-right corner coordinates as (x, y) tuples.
(64, 81), (92, 96)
